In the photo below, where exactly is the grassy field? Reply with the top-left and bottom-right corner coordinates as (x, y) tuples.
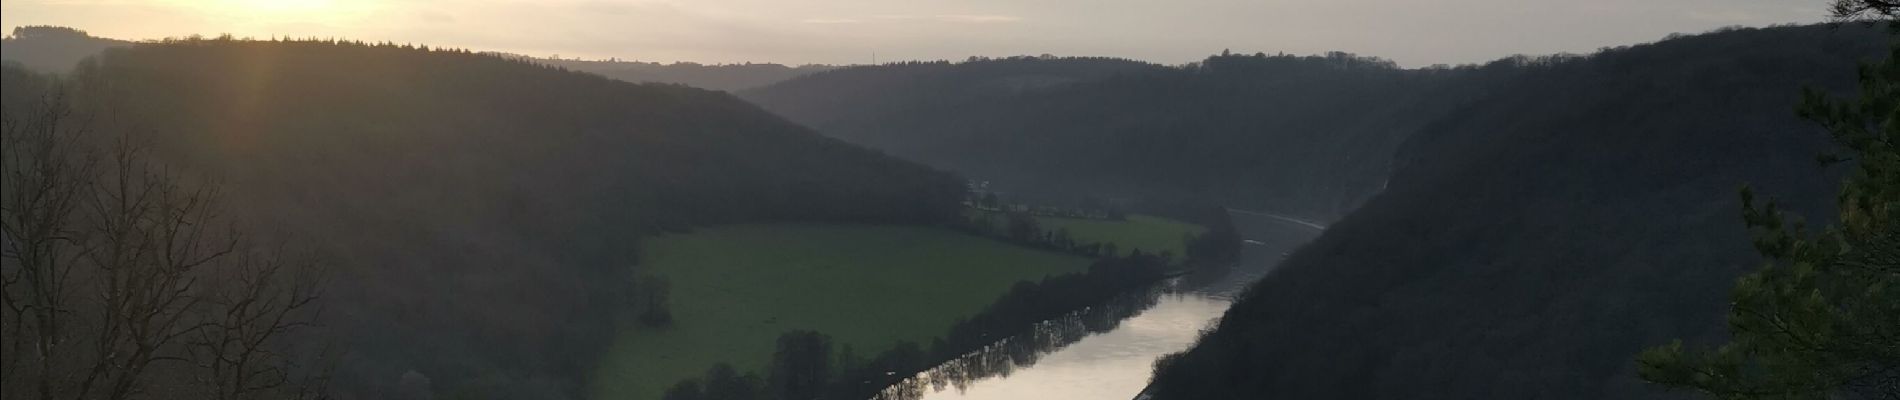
(591, 224), (1092, 400)
(970, 210), (1206, 258)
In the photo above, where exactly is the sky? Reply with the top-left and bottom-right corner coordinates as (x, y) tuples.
(2, 0), (1831, 67)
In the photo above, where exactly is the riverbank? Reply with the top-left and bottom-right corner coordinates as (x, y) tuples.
(594, 209), (1229, 400)
(887, 211), (1325, 400)
(964, 210), (1206, 257)
(590, 224), (1092, 400)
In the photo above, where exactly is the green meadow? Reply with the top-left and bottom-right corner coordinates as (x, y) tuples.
(591, 224), (1092, 400)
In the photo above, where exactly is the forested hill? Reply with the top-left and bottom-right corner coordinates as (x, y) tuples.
(740, 53), (1520, 219)
(0, 25), (130, 72)
(531, 57), (836, 91)
(1143, 24), (1888, 399)
(0, 26), (831, 91)
(3, 38), (963, 398)
(742, 56), (1161, 136)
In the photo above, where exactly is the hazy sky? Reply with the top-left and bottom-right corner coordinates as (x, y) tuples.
(2, 0), (1830, 66)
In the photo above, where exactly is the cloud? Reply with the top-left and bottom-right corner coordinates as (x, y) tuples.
(413, 9), (455, 24)
(577, 1), (637, 16)
(799, 18), (860, 24)
(1684, 9), (1758, 22)
(864, 13), (1022, 23)
(933, 14), (1021, 23)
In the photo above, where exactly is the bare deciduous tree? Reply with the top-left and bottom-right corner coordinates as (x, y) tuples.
(1828, 0), (1900, 19)
(2, 86), (102, 400)
(2, 78), (333, 400)
(187, 246), (332, 400)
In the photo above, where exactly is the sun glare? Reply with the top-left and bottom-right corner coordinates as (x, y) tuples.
(225, 0), (335, 13)
(151, 0), (380, 36)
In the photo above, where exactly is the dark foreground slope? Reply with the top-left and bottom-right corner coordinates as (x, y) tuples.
(1144, 24), (1888, 399)
(6, 38), (963, 398)
(742, 54), (1519, 219)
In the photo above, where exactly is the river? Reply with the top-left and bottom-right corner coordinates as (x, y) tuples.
(875, 212), (1324, 400)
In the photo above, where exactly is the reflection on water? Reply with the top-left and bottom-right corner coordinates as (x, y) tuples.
(875, 212), (1321, 400)
(873, 280), (1198, 400)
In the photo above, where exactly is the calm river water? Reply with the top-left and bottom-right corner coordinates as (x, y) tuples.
(882, 212), (1323, 400)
